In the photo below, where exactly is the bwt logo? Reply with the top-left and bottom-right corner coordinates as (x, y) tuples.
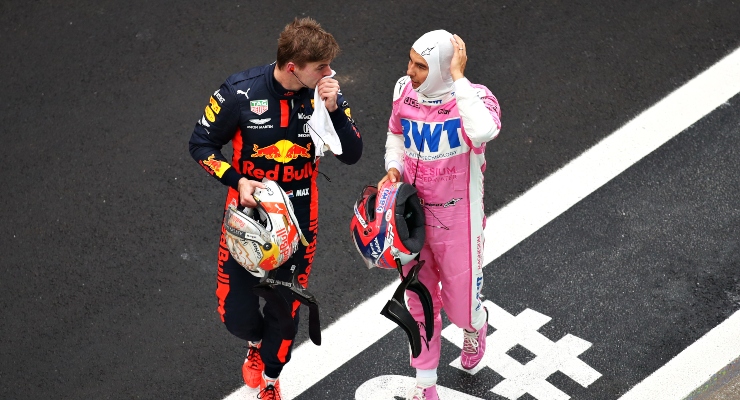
(401, 118), (461, 152)
(375, 188), (391, 213)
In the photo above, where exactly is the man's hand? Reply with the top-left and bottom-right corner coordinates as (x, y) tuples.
(450, 34), (468, 81)
(317, 77), (340, 112)
(377, 168), (402, 188)
(237, 177), (266, 208)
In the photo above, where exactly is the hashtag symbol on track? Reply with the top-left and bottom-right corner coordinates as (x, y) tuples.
(442, 300), (602, 400)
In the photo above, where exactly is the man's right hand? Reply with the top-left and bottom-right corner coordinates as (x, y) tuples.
(237, 177), (266, 208)
(377, 168), (402, 188)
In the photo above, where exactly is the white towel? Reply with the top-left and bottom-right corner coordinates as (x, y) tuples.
(307, 70), (343, 159)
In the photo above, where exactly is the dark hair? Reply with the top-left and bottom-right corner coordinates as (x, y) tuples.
(276, 17), (340, 68)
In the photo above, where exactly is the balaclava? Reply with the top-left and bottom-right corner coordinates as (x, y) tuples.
(411, 29), (455, 99)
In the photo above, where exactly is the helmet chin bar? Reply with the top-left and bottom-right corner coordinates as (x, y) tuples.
(380, 258), (435, 358)
(252, 266), (322, 346)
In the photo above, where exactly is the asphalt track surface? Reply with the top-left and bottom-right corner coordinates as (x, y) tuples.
(1, 1), (739, 399)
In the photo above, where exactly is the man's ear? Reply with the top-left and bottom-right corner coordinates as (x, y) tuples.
(287, 62), (295, 72)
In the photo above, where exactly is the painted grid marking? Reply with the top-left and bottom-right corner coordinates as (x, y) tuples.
(444, 300), (601, 400)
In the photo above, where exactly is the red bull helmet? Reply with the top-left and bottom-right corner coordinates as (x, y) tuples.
(350, 180), (426, 269)
(224, 179), (308, 276)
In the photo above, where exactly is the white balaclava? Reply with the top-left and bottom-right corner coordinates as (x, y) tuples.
(411, 30), (455, 99)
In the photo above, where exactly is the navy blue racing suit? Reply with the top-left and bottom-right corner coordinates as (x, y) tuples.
(189, 62), (362, 378)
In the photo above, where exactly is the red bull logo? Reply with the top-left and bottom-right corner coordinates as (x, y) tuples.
(252, 140), (312, 163)
(201, 154), (230, 178)
(242, 161), (314, 182)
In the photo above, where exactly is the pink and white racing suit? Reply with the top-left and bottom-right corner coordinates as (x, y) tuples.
(385, 75), (501, 369)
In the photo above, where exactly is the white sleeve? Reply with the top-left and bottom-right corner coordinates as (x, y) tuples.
(384, 76), (410, 174)
(454, 78), (501, 147)
(384, 133), (405, 174)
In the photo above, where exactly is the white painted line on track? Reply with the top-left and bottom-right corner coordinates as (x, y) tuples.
(224, 46), (740, 400)
(355, 375), (485, 399)
(484, 45), (740, 263)
(618, 310), (740, 400)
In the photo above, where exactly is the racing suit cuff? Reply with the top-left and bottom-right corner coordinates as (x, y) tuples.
(386, 160), (404, 175)
(328, 107), (349, 127)
(222, 167), (244, 190)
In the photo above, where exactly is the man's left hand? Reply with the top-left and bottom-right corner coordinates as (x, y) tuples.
(450, 34), (468, 81)
(317, 77), (340, 112)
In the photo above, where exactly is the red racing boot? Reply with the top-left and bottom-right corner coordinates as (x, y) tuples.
(242, 342), (264, 388)
(258, 373), (282, 400)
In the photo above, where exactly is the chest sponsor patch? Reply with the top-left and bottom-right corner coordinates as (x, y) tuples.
(251, 140), (312, 163)
(401, 118), (464, 156)
(250, 99), (268, 115)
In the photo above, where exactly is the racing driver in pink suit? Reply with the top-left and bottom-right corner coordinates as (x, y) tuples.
(378, 30), (501, 400)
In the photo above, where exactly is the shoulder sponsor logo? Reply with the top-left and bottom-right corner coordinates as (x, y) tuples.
(209, 97), (221, 114)
(204, 95), (221, 123)
(199, 116), (210, 127)
(297, 113), (311, 120)
(204, 105), (216, 122)
(237, 89), (250, 99)
(213, 90), (225, 103)
(438, 109), (451, 114)
(403, 96), (420, 109)
(249, 118), (271, 125)
(250, 99), (268, 115)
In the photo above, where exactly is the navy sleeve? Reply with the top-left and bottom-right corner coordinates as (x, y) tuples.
(329, 93), (363, 165)
(188, 82), (244, 189)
